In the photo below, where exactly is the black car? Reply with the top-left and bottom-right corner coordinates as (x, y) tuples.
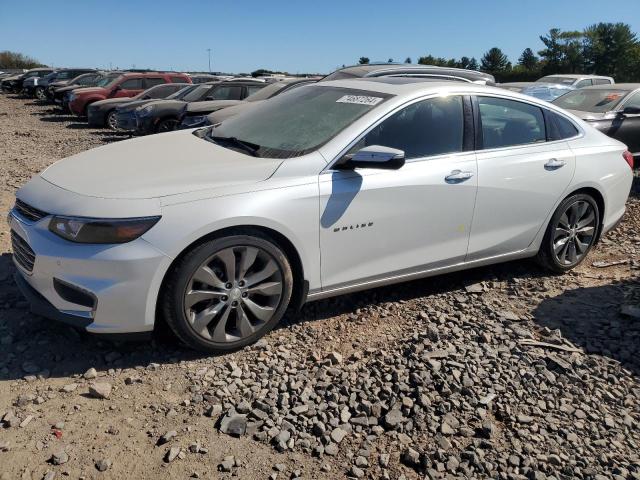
(323, 63), (496, 85)
(180, 77), (318, 129)
(0, 68), (53, 93)
(25, 68), (96, 100)
(132, 79), (266, 135)
(553, 83), (640, 160)
(88, 82), (190, 129)
(115, 84), (201, 131)
(47, 71), (104, 101)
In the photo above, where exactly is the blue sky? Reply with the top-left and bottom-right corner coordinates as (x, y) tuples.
(1, 0), (639, 74)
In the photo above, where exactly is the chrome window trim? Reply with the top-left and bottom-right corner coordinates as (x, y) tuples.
(323, 91), (584, 171)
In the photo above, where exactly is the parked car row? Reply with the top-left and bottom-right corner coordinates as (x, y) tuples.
(498, 74), (615, 102)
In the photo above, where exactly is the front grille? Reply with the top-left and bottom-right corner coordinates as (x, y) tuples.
(11, 230), (36, 273)
(14, 199), (49, 222)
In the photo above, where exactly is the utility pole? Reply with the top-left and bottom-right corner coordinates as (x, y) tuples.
(207, 48), (212, 73)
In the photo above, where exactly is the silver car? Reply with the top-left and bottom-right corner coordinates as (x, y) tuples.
(10, 78), (634, 352)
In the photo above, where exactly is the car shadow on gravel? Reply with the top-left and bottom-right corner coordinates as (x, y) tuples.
(38, 115), (77, 123)
(533, 278), (640, 377)
(0, 250), (551, 381)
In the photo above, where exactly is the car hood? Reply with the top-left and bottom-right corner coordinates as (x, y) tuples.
(39, 130), (283, 199)
(72, 87), (106, 95)
(55, 84), (80, 93)
(116, 98), (158, 112)
(92, 97), (132, 108)
(139, 99), (187, 112)
(1, 75), (21, 82)
(187, 100), (243, 114)
(565, 109), (612, 121)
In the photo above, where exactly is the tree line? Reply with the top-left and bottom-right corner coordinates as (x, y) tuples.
(358, 22), (640, 83)
(0, 51), (46, 69)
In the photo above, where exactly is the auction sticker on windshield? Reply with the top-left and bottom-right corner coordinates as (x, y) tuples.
(336, 95), (384, 106)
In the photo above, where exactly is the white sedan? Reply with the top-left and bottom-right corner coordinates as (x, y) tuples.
(10, 78), (634, 352)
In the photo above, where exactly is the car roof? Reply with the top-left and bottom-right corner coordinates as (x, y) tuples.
(581, 83), (640, 91)
(317, 78), (507, 96)
(329, 63), (495, 82)
(541, 74), (611, 79)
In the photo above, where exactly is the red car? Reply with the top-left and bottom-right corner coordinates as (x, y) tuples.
(68, 72), (191, 116)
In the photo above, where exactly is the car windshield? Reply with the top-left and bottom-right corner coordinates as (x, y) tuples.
(167, 84), (199, 100)
(537, 76), (577, 85)
(553, 89), (628, 113)
(244, 82), (287, 101)
(96, 75), (120, 88)
(205, 86), (391, 158)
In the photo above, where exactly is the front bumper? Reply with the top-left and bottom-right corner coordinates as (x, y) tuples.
(116, 110), (137, 131)
(9, 209), (171, 334)
(87, 107), (106, 127)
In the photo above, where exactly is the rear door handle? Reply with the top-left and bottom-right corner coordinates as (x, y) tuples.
(445, 170), (474, 183)
(544, 158), (566, 170)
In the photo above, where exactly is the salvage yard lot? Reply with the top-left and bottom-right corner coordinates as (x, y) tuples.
(0, 94), (639, 479)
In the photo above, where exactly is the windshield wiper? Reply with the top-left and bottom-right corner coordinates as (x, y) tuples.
(208, 134), (261, 157)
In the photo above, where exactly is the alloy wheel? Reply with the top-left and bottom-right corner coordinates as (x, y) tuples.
(182, 246), (284, 343)
(157, 119), (179, 132)
(552, 200), (597, 266)
(107, 111), (118, 130)
(35, 88), (47, 101)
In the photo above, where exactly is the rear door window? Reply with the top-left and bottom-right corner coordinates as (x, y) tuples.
(144, 77), (166, 88)
(477, 96), (546, 149)
(575, 79), (593, 88)
(624, 91), (640, 109)
(207, 85), (244, 100)
(120, 78), (144, 90)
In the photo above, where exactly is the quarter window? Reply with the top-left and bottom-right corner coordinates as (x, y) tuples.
(593, 78), (612, 85)
(170, 76), (186, 83)
(349, 96), (464, 160)
(477, 96), (545, 149)
(546, 111), (579, 141)
(624, 92), (640, 109)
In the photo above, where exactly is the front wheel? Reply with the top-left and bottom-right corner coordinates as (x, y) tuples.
(155, 118), (179, 133)
(35, 87), (47, 101)
(161, 234), (293, 352)
(106, 110), (118, 130)
(537, 193), (600, 273)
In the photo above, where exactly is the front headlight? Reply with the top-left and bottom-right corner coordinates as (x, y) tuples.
(137, 105), (154, 117)
(182, 115), (205, 127)
(49, 216), (161, 244)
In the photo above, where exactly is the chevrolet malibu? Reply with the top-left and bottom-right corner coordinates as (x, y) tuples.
(10, 79), (634, 352)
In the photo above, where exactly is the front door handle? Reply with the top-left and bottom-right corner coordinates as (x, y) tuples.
(445, 170), (474, 183)
(544, 158), (566, 170)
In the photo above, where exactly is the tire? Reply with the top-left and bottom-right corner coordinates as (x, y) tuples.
(35, 87), (47, 101)
(161, 233), (293, 352)
(106, 110), (118, 130)
(156, 118), (179, 133)
(536, 193), (600, 273)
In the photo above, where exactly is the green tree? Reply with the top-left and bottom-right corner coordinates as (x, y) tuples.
(0, 51), (45, 69)
(387, 58), (394, 63)
(358, 57), (370, 65)
(481, 47), (511, 73)
(404, 57), (412, 64)
(584, 22), (639, 81)
(518, 48), (539, 70)
(538, 28), (564, 72)
(468, 58), (479, 71)
(538, 28), (585, 73)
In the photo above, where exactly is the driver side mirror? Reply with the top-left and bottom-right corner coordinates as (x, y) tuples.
(337, 145), (405, 170)
(622, 106), (640, 116)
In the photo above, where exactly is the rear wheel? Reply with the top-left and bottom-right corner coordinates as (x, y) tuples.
(537, 193), (600, 273)
(156, 118), (179, 133)
(162, 233), (293, 352)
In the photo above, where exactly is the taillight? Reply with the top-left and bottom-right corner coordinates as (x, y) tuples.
(623, 150), (634, 170)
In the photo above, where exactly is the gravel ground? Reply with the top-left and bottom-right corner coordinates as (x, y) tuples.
(0, 93), (639, 480)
